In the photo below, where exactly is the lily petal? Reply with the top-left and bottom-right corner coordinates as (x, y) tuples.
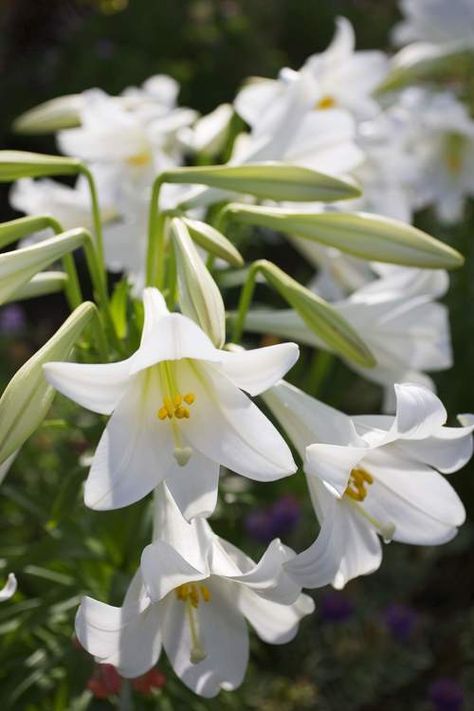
(219, 343), (299, 396)
(305, 442), (369, 497)
(141, 540), (207, 602)
(237, 587), (314, 644)
(184, 363), (296, 481)
(0, 573), (17, 601)
(84, 372), (175, 510)
(75, 594), (162, 678)
(43, 359), (133, 415)
(162, 580), (248, 698)
(391, 383), (447, 439)
(165, 454), (220, 521)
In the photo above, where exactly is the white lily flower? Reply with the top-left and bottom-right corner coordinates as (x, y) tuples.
(243, 266), (452, 412)
(392, 88), (474, 223)
(57, 89), (197, 189)
(0, 573), (17, 602)
(236, 17), (388, 124)
(392, 0), (474, 48)
(44, 288), (298, 517)
(75, 487), (314, 697)
(264, 381), (473, 589)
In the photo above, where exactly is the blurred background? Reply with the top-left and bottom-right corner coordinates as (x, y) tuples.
(0, 1), (473, 709)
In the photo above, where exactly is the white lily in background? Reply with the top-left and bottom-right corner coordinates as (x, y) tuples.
(178, 103), (234, 157)
(75, 487), (314, 697)
(57, 88), (197, 191)
(0, 573), (17, 602)
(392, 0), (474, 48)
(243, 265), (452, 412)
(236, 17), (388, 125)
(44, 288), (298, 517)
(392, 88), (474, 223)
(264, 381), (473, 589)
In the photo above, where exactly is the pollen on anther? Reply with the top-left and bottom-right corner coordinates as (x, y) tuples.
(184, 393), (195, 405)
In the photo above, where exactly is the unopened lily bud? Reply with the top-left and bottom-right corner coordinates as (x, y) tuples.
(12, 95), (82, 135)
(181, 217), (244, 267)
(171, 218), (226, 348)
(0, 302), (97, 465)
(0, 151), (81, 182)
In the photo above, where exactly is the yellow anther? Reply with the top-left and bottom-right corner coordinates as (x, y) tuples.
(158, 391), (196, 421)
(344, 466), (374, 502)
(200, 585), (211, 602)
(126, 152), (151, 167)
(316, 95), (336, 110)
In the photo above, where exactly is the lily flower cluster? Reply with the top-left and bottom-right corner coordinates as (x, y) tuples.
(0, 0), (472, 701)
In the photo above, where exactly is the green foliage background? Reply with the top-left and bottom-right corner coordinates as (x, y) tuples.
(0, 1), (473, 709)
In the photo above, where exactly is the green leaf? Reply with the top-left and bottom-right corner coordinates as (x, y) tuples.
(182, 217), (244, 267)
(256, 260), (375, 368)
(0, 230), (85, 306)
(225, 204), (464, 269)
(0, 302), (97, 464)
(163, 162), (361, 202)
(12, 95), (82, 134)
(0, 151), (81, 182)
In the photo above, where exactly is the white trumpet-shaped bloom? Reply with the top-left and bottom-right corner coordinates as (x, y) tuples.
(264, 381), (473, 589)
(244, 266), (451, 412)
(44, 288), (298, 517)
(75, 487), (314, 697)
(392, 0), (474, 48)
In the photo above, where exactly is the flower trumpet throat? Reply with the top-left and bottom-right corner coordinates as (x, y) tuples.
(344, 466), (374, 502)
(175, 583), (211, 664)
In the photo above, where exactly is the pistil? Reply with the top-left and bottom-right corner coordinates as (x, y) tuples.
(175, 583), (211, 664)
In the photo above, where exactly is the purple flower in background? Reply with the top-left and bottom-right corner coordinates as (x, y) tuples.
(0, 305), (26, 334)
(429, 678), (464, 711)
(244, 495), (300, 543)
(319, 591), (354, 624)
(383, 602), (418, 642)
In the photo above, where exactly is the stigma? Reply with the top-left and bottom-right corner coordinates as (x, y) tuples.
(344, 466), (374, 502)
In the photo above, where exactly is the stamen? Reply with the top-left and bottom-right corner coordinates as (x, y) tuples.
(344, 466), (374, 502)
(175, 583), (211, 664)
(126, 152), (151, 167)
(345, 496), (396, 543)
(315, 95), (336, 110)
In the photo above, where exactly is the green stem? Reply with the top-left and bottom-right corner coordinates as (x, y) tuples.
(61, 253), (82, 310)
(231, 261), (262, 343)
(146, 176), (167, 288)
(80, 165), (105, 268)
(118, 679), (134, 711)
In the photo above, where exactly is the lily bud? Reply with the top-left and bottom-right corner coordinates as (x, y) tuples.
(12, 94), (82, 134)
(0, 302), (97, 464)
(225, 204), (463, 269)
(181, 217), (244, 267)
(0, 229), (86, 306)
(256, 260), (375, 368)
(171, 218), (226, 348)
(0, 151), (81, 182)
(11, 272), (69, 301)
(163, 162), (361, 203)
